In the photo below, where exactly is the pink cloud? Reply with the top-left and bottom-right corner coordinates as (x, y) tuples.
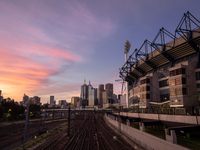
(0, 44), (81, 100)
(26, 45), (82, 62)
(0, 0), (117, 101)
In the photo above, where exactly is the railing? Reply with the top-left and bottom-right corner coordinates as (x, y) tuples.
(112, 107), (200, 116)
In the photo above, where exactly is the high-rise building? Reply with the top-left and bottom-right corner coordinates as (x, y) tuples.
(102, 90), (107, 104)
(105, 83), (114, 103)
(88, 81), (94, 107)
(50, 96), (55, 107)
(71, 97), (80, 108)
(93, 88), (98, 106)
(58, 100), (67, 108)
(88, 81), (97, 107)
(97, 84), (104, 107)
(30, 96), (41, 105)
(80, 80), (89, 107)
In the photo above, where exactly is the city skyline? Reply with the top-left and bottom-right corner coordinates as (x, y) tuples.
(0, 0), (199, 103)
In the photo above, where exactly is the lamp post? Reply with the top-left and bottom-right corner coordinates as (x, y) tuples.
(124, 40), (131, 108)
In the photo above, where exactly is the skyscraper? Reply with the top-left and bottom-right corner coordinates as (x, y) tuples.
(105, 83), (114, 103)
(80, 80), (89, 107)
(31, 96), (41, 105)
(71, 97), (80, 108)
(50, 96), (55, 107)
(97, 84), (104, 108)
(88, 81), (97, 107)
(88, 81), (94, 107)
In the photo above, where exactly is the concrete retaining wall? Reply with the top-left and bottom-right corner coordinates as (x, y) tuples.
(105, 115), (189, 150)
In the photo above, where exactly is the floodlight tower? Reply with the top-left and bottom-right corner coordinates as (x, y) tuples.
(124, 40), (131, 108)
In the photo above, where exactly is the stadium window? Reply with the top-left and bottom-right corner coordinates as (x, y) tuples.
(170, 70), (175, 76)
(182, 88), (187, 95)
(196, 71), (200, 80)
(140, 78), (150, 85)
(182, 68), (186, 74)
(160, 94), (169, 101)
(170, 68), (186, 76)
(159, 79), (169, 87)
(197, 83), (200, 88)
(182, 77), (186, 84)
(146, 93), (150, 99)
(146, 85), (150, 91)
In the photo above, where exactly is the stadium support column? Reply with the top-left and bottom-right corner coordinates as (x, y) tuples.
(165, 129), (177, 144)
(124, 40), (131, 108)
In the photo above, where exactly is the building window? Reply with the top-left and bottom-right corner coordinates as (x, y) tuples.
(170, 68), (186, 76)
(160, 94), (169, 101)
(196, 71), (200, 80)
(170, 87), (187, 96)
(140, 78), (150, 85)
(140, 85), (150, 92)
(170, 70), (175, 76)
(159, 79), (169, 87)
(182, 77), (186, 84)
(146, 93), (150, 99)
(175, 78), (182, 85)
(146, 85), (150, 91)
(169, 77), (186, 86)
(182, 88), (187, 95)
(197, 83), (200, 88)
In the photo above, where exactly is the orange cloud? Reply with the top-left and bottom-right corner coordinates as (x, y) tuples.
(0, 45), (81, 100)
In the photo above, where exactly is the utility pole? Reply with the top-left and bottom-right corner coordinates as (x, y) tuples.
(68, 105), (71, 137)
(124, 40), (131, 108)
(23, 94), (30, 148)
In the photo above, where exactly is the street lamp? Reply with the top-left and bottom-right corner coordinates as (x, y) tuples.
(124, 40), (131, 108)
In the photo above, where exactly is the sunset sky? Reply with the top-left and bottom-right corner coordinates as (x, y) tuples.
(0, 0), (199, 103)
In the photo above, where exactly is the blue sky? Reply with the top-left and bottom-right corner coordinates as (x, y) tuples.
(0, 0), (199, 103)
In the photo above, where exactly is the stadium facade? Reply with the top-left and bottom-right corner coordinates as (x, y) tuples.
(120, 12), (200, 109)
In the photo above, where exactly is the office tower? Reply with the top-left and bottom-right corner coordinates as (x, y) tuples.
(97, 84), (104, 107)
(88, 81), (97, 107)
(30, 96), (41, 105)
(71, 97), (80, 108)
(102, 90), (107, 104)
(88, 81), (94, 107)
(58, 100), (67, 108)
(50, 96), (55, 107)
(80, 80), (89, 107)
(105, 83), (114, 103)
(93, 88), (98, 106)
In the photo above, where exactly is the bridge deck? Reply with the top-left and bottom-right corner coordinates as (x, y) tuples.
(113, 112), (200, 125)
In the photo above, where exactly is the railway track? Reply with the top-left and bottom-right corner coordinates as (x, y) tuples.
(63, 111), (134, 150)
(0, 118), (67, 150)
(28, 111), (135, 150)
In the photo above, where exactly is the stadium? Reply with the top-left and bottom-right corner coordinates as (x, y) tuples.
(120, 12), (200, 112)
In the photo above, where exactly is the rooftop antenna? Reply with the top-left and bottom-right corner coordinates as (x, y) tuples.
(84, 79), (86, 84)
